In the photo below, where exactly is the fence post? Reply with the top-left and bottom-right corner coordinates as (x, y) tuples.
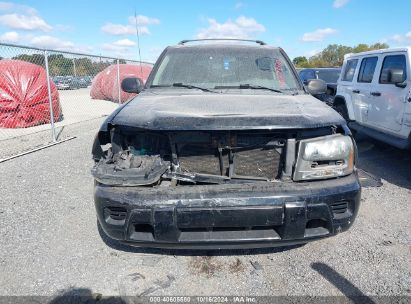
(116, 59), (121, 104)
(44, 50), (57, 142)
(72, 58), (77, 77)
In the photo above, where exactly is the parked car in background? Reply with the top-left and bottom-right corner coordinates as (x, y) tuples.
(334, 47), (411, 149)
(298, 68), (341, 104)
(54, 76), (89, 90)
(91, 39), (360, 249)
(54, 77), (71, 90)
(83, 75), (93, 86)
(72, 77), (89, 88)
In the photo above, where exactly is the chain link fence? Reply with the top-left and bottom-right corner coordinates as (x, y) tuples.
(0, 43), (153, 160)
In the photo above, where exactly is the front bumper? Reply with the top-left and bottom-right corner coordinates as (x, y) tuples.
(94, 173), (361, 249)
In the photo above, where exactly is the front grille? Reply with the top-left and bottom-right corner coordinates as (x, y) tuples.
(104, 207), (127, 220)
(176, 133), (283, 180)
(104, 207), (127, 225)
(331, 201), (348, 214)
(234, 147), (281, 179)
(178, 144), (221, 175)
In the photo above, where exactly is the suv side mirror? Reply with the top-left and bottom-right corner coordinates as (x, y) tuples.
(306, 79), (327, 95)
(389, 69), (404, 83)
(388, 69), (407, 88)
(121, 77), (143, 93)
(395, 81), (407, 88)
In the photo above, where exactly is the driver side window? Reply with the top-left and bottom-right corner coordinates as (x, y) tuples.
(379, 54), (407, 84)
(342, 59), (358, 82)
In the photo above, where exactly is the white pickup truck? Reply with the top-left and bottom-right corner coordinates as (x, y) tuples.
(334, 47), (411, 149)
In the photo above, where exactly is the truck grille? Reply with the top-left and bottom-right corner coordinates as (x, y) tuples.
(234, 147), (281, 179)
(178, 144), (221, 175)
(176, 133), (283, 180)
(331, 201), (348, 214)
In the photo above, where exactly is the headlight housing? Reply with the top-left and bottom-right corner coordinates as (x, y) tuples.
(293, 134), (354, 181)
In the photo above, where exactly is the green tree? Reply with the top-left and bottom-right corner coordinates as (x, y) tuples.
(312, 44), (353, 67)
(369, 42), (389, 50)
(292, 56), (308, 66)
(10, 53), (117, 76)
(48, 54), (73, 76)
(294, 42), (390, 68)
(13, 54), (45, 67)
(74, 57), (95, 76)
(352, 43), (370, 53)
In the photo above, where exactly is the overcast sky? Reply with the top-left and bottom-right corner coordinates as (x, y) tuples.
(0, 0), (410, 62)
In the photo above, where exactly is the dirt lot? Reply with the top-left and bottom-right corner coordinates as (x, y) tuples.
(0, 118), (410, 302)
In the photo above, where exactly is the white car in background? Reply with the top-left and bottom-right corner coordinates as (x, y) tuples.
(334, 47), (411, 149)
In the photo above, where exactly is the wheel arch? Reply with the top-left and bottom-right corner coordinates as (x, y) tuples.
(333, 94), (355, 121)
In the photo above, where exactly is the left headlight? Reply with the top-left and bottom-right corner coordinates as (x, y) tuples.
(293, 134), (354, 181)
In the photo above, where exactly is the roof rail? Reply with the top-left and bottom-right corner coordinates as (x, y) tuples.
(178, 38), (267, 46)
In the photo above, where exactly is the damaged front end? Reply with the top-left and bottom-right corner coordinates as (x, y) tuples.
(92, 129), (171, 186)
(92, 124), (361, 249)
(92, 123), (355, 186)
(91, 124), (302, 186)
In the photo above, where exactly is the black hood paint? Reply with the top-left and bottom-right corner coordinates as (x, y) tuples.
(106, 91), (345, 131)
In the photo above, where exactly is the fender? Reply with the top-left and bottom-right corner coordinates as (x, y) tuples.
(334, 94), (355, 121)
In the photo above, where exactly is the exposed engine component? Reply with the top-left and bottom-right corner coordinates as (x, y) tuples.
(92, 150), (170, 186)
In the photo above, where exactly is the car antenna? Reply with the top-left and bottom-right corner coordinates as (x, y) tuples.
(134, 10), (144, 76)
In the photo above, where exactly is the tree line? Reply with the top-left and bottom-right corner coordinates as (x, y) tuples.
(1, 54), (127, 76)
(292, 43), (389, 68)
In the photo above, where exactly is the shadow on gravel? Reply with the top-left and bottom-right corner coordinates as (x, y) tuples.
(97, 220), (305, 256)
(355, 133), (411, 190)
(49, 288), (125, 304)
(311, 262), (375, 304)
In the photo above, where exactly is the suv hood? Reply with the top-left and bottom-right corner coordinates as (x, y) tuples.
(109, 92), (345, 130)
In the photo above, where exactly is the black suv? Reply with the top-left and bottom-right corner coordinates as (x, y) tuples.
(92, 39), (360, 249)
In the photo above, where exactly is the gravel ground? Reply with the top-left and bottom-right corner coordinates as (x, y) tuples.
(0, 118), (410, 302)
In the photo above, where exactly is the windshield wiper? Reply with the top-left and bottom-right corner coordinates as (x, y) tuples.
(172, 83), (217, 93)
(238, 84), (286, 93)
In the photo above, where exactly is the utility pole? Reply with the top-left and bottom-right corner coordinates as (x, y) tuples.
(134, 10), (143, 75)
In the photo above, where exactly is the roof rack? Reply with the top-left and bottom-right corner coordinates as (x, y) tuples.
(178, 38), (267, 46)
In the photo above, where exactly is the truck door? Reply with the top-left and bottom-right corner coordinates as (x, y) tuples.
(340, 58), (361, 121)
(355, 56), (379, 127)
(368, 53), (408, 132)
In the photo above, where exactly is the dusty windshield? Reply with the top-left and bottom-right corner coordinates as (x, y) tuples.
(150, 46), (300, 92)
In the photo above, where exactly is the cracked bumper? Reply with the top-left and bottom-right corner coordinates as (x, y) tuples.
(94, 173), (361, 249)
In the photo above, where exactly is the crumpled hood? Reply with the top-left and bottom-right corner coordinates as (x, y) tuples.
(109, 92), (345, 130)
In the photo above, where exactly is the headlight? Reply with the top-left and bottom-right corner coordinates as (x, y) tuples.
(294, 134), (354, 181)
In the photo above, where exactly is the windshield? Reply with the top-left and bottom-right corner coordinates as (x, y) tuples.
(150, 46), (300, 91)
(316, 69), (341, 83)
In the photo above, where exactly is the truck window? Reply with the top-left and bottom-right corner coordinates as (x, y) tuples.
(316, 69), (341, 83)
(379, 54), (407, 84)
(299, 70), (315, 82)
(357, 57), (378, 83)
(341, 59), (358, 82)
(298, 70), (308, 82)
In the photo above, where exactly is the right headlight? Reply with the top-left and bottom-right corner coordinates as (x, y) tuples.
(293, 134), (354, 181)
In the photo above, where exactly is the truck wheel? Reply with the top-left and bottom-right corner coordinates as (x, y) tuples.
(334, 103), (349, 121)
